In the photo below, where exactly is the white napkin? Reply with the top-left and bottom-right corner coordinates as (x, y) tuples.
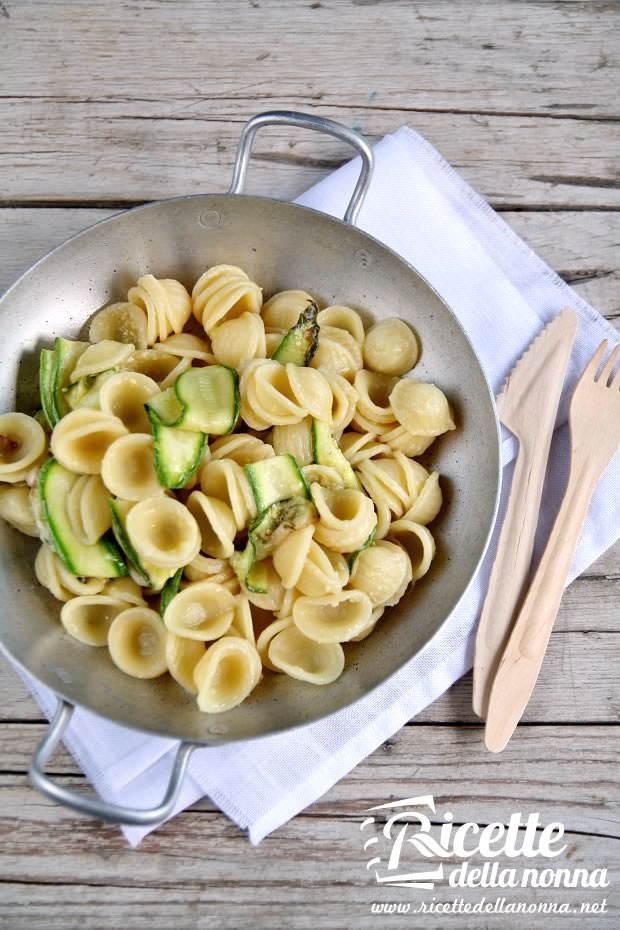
(13, 127), (619, 846)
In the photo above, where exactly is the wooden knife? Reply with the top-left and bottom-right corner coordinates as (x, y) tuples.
(472, 308), (578, 718)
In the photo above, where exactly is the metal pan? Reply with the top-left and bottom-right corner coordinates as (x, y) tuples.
(0, 112), (501, 825)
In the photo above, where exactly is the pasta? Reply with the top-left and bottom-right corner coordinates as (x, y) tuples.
(99, 372), (160, 433)
(293, 590), (373, 643)
(61, 595), (127, 646)
(126, 496), (201, 568)
(363, 319), (419, 376)
(192, 264), (262, 335)
(108, 606), (168, 677)
(0, 261), (456, 714)
(310, 483), (377, 553)
(348, 540), (413, 608)
(210, 311), (267, 369)
(101, 433), (163, 501)
(89, 301), (148, 350)
(128, 274), (192, 345)
(240, 360), (333, 429)
(193, 635), (262, 713)
(0, 413), (47, 484)
(163, 580), (236, 640)
(50, 408), (128, 475)
(66, 474), (112, 545)
(0, 483), (38, 537)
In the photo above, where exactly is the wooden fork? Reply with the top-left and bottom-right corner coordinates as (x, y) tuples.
(485, 340), (620, 752)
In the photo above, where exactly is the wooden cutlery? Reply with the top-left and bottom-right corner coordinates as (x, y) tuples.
(484, 338), (620, 751)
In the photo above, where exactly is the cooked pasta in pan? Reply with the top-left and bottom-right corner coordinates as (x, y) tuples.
(0, 262), (456, 714)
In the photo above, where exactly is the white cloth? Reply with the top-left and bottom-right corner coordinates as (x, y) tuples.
(12, 127), (619, 846)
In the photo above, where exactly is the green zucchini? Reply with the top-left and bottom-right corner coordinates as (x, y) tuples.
(272, 302), (319, 366)
(174, 365), (239, 434)
(348, 529), (376, 569)
(109, 498), (175, 592)
(52, 337), (89, 421)
(64, 368), (117, 411)
(312, 419), (360, 490)
(145, 387), (185, 427)
(244, 454), (310, 513)
(149, 417), (207, 489)
(38, 459), (127, 578)
(245, 559), (269, 594)
(229, 495), (316, 587)
(160, 567), (183, 616)
(39, 349), (57, 428)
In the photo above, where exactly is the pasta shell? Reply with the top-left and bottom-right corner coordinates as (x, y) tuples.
(35, 544), (106, 602)
(403, 472), (443, 526)
(108, 606), (168, 677)
(99, 372), (160, 433)
(0, 413), (47, 481)
(199, 459), (255, 532)
(271, 418), (313, 466)
(210, 312), (266, 369)
(348, 540), (413, 607)
(71, 340), (135, 381)
(293, 590), (373, 643)
(389, 380), (456, 437)
(186, 492), (237, 559)
(261, 290), (314, 332)
(0, 483), (38, 537)
(388, 520), (436, 581)
(128, 275), (192, 346)
(166, 632), (206, 694)
(126, 495), (201, 568)
(295, 539), (347, 597)
(192, 265), (262, 334)
(317, 305), (365, 344)
(88, 301), (148, 349)
(61, 595), (127, 646)
(272, 524), (315, 590)
(50, 408), (128, 475)
(363, 319), (419, 376)
(101, 433), (163, 501)
(256, 616), (292, 671)
(193, 635), (262, 713)
(268, 626), (345, 685)
(354, 370), (398, 425)
(163, 580), (235, 641)
(66, 474), (112, 545)
(209, 434), (274, 466)
(311, 483), (377, 553)
(310, 325), (363, 382)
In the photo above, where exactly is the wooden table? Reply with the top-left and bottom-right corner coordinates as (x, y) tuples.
(0, 2), (618, 927)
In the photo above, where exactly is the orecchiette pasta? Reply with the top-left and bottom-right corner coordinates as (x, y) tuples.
(293, 590), (373, 643)
(210, 311), (267, 369)
(310, 325), (363, 381)
(209, 433), (274, 466)
(61, 595), (127, 646)
(348, 540), (413, 607)
(0, 483), (38, 536)
(70, 340), (135, 382)
(2, 260), (456, 714)
(89, 301), (148, 350)
(0, 413), (47, 484)
(50, 408), (128, 475)
(164, 580), (236, 641)
(108, 606), (168, 677)
(193, 635), (262, 713)
(261, 289), (313, 332)
(99, 371), (160, 433)
(192, 264), (262, 335)
(101, 433), (163, 501)
(240, 360), (333, 429)
(166, 632), (206, 694)
(66, 474), (112, 545)
(363, 319), (419, 376)
(271, 418), (313, 466)
(310, 483), (377, 553)
(317, 305), (365, 344)
(199, 458), (255, 532)
(126, 495), (201, 568)
(268, 625), (345, 685)
(128, 274), (192, 346)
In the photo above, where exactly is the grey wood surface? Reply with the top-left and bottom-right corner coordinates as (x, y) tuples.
(0, 2), (618, 928)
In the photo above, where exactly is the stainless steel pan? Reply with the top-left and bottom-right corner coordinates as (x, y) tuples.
(0, 112), (501, 825)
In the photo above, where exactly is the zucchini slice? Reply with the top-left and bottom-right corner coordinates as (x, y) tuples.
(145, 387), (185, 427)
(39, 349), (57, 428)
(150, 418), (207, 489)
(38, 459), (127, 578)
(311, 419), (360, 490)
(109, 498), (175, 592)
(174, 365), (239, 434)
(244, 454), (310, 513)
(245, 559), (269, 594)
(272, 302), (319, 366)
(52, 337), (89, 421)
(159, 567), (183, 616)
(64, 369), (117, 411)
(229, 540), (256, 588)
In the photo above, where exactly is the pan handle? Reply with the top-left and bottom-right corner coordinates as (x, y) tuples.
(29, 699), (197, 826)
(228, 110), (374, 226)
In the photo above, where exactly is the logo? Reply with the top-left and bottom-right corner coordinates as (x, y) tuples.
(360, 794), (609, 892)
